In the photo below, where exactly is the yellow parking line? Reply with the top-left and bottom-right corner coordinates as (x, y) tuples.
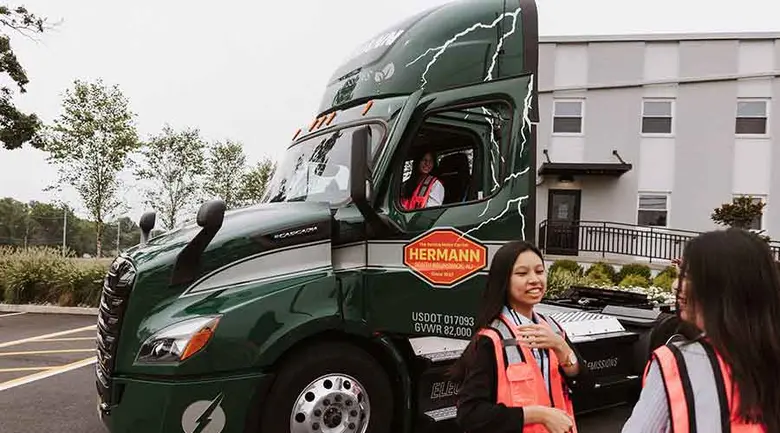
(0, 325), (96, 349)
(0, 356), (96, 392)
(0, 349), (95, 357)
(0, 366), (58, 373)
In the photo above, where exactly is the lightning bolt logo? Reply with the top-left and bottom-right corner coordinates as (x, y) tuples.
(192, 393), (224, 433)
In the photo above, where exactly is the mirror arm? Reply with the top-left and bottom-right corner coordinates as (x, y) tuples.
(170, 200), (226, 286)
(350, 127), (400, 236)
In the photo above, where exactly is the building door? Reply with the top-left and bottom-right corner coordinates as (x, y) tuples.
(545, 189), (581, 255)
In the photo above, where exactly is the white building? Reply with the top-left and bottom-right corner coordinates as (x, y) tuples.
(535, 32), (780, 259)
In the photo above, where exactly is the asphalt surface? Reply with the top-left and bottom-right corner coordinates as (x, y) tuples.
(0, 312), (632, 433)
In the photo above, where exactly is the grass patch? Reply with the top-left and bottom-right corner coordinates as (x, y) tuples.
(0, 246), (109, 307)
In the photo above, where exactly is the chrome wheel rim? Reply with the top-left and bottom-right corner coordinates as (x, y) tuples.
(290, 373), (370, 433)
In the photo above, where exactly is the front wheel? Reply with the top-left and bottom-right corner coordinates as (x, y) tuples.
(260, 341), (395, 433)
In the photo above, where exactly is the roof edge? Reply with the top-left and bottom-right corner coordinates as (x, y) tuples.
(540, 31), (780, 44)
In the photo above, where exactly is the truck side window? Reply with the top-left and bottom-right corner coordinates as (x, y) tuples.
(398, 102), (509, 209)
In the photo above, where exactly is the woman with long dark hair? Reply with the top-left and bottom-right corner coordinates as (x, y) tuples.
(622, 228), (780, 432)
(400, 151), (444, 209)
(451, 240), (591, 433)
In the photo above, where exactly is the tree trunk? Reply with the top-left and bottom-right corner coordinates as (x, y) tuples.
(95, 220), (103, 258)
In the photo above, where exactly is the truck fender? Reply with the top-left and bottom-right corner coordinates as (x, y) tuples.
(373, 334), (414, 433)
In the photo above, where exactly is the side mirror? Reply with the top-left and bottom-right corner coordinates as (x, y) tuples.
(196, 199), (227, 232)
(139, 211), (156, 245)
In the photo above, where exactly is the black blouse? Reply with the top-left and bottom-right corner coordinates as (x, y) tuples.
(455, 333), (593, 433)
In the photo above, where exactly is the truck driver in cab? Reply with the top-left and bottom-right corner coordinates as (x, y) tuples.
(401, 151), (446, 209)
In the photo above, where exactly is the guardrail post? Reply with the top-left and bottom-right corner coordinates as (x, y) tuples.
(649, 226), (654, 264)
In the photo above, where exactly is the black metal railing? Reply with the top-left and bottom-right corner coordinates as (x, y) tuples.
(538, 220), (780, 262)
(95, 255), (136, 403)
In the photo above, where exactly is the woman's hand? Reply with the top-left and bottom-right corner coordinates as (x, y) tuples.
(524, 405), (574, 433)
(516, 324), (567, 353)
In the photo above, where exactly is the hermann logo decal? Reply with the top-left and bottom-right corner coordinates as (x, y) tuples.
(403, 228), (487, 288)
(181, 393), (226, 433)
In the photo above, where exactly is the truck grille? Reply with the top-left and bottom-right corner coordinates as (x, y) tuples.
(95, 255), (136, 402)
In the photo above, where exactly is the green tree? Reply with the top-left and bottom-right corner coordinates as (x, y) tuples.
(102, 216), (140, 255)
(711, 196), (765, 230)
(44, 78), (140, 257)
(239, 156), (276, 205)
(203, 140), (246, 209)
(135, 124), (206, 230)
(0, 5), (53, 150)
(0, 196), (29, 245)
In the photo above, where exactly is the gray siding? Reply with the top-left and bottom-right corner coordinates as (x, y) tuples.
(769, 78), (780, 236)
(678, 40), (738, 77)
(587, 42), (645, 86)
(671, 81), (738, 231)
(580, 88), (642, 223)
(538, 43), (556, 93)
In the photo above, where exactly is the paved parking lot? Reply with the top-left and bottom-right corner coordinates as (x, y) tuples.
(0, 311), (102, 432)
(0, 312), (630, 433)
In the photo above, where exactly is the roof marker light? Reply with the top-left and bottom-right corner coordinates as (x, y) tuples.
(292, 128), (302, 140)
(362, 100), (374, 116)
(325, 112), (337, 126)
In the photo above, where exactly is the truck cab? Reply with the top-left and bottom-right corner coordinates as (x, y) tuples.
(96, 1), (665, 432)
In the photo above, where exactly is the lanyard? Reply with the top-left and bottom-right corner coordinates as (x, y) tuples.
(505, 307), (550, 390)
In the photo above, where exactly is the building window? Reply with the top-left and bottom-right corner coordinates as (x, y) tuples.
(637, 194), (668, 227)
(553, 100), (583, 134)
(641, 99), (673, 134)
(735, 99), (768, 135)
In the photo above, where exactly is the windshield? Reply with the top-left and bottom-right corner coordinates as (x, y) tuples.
(264, 123), (385, 205)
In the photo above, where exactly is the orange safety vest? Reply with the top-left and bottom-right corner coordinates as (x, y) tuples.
(476, 313), (577, 433)
(645, 339), (766, 433)
(401, 175), (437, 210)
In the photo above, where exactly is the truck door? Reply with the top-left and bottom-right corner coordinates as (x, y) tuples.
(365, 73), (537, 339)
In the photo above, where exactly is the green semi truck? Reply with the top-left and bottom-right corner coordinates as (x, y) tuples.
(95, 1), (668, 431)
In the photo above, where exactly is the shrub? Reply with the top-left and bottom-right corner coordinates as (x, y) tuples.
(656, 265), (678, 280)
(585, 261), (618, 284)
(619, 274), (650, 288)
(0, 246), (107, 307)
(617, 263), (652, 282)
(652, 272), (676, 291)
(546, 269), (583, 299)
(549, 260), (583, 277)
(584, 267), (614, 287)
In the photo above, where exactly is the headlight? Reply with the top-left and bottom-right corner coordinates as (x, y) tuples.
(135, 316), (220, 364)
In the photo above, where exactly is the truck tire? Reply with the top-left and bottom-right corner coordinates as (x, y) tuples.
(260, 341), (394, 433)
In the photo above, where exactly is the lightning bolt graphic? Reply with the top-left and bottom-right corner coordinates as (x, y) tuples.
(407, 6), (523, 90)
(467, 75), (534, 240)
(406, 5), (534, 241)
(193, 393), (224, 433)
(484, 8), (522, 82)
(483, 8), (522, 192)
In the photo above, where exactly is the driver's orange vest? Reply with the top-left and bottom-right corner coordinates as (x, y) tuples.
(645, 339), (766, 432)
(401, 175), (437, 210)
(477, 313), (577, 433)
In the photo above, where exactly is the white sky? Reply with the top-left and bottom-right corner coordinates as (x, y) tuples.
(1, 0), (778, 222)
